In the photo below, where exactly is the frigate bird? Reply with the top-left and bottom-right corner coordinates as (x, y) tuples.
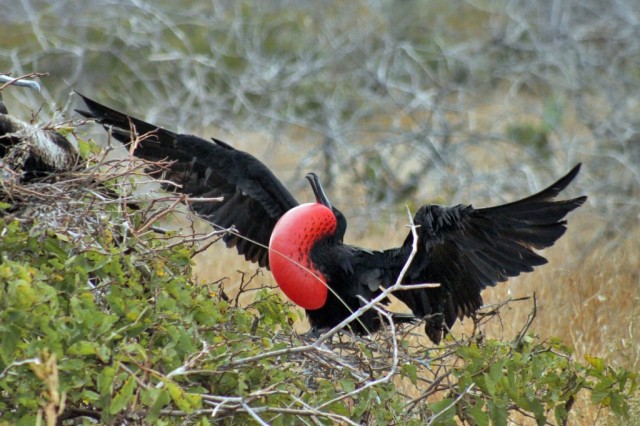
(77, 92), (587, 344)
(0, 75), (78, 175)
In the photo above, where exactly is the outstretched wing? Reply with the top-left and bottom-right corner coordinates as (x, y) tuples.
(383, 164), (587, 343)
(76, 93), (299, 267)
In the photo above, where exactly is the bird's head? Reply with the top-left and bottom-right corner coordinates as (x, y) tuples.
(305, 172), (346, 242)
(0, 75), (41, 115)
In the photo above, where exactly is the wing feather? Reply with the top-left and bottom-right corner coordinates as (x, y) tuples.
(76, 92), (298, 268)
(380, 165), (586, 343)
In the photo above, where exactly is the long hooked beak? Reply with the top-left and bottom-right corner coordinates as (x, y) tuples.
(0, 75), (41, 92)
(305, 172), (332, 209)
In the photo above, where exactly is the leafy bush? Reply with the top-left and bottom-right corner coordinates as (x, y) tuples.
(0, 136), (636, 425)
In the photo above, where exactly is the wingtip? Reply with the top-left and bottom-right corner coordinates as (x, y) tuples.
(574, 194), (588, 206)
(554, 163), (582, 191)
(567, 162), (582, 179)
(527, 163), (584, 203)
(74, 109), (93, 119)
(74, 91), (99, 119)
(73, 90), (91, 106)
(74, 91), (99, 111)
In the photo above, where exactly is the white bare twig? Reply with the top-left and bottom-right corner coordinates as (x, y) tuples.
(0, 357), (42, 380)
(426, 383), (475, 426)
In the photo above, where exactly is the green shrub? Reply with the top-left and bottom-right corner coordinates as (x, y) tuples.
(0, 138), (636, 424)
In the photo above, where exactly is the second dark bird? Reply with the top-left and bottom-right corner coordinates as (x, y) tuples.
(0, 75), (77, 176)
(77, 93), (587, 344)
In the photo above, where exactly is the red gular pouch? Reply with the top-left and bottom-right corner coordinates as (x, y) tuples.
(269, 203), (336, 310)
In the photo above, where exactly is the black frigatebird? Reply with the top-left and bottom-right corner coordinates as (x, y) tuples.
(0, 75), (78, 174)
(76, 93), (587, 344)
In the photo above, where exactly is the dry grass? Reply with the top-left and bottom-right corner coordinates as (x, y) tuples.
(484, 221), (639, 368)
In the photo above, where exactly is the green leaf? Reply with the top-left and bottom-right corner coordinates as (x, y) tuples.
(554, 404), (569, 425)
(341, 379), (355, 393)
(585, 355), (605, 373)
(329, 401), (350, 417)
(98, 366), (116, 396)
(482, 372), (496, 397)
(145, 388), (171, 422)
(402, 363), (418, 385)
(591, 377), (616, 404)
(109, 376), (136, 415)
(428, 398), (456, 424)
(68, 341), (97, 356)
(465, 401), (489, 426)
(166, 381), (201, 413)
(81, 390), (101, 403)
(16, 414), (38, 426)
(487, 400), (508, 426)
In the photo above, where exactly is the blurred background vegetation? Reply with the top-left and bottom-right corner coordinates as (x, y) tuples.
(2, 0), (639, 423)
(3, 0), (638, 225)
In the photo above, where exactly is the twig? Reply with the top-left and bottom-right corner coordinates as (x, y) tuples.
(513, 293), (537, 348)
(156, 340), (213, 388)
(241, 401), (270, 426)
(315, 305), (399, 411)
(426, 383), (475, 426)
(0, 357), (41, 380)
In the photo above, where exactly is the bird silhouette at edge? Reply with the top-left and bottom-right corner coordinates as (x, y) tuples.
(0, 75), (78, 176)
(76, 92), (587, 344)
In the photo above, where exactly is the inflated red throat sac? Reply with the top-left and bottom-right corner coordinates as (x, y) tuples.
(268, 203), (336, 310)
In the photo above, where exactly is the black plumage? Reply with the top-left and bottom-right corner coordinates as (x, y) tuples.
(365, 165), (586, 343)
(77, 92), (586, 344)
(76, 93), (297, 268)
